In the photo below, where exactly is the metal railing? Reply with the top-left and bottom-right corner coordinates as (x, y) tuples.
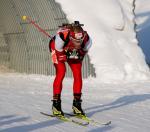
(0, 0), (96, 78)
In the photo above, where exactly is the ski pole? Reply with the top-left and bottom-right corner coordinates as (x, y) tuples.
(22, 16), (51, 38)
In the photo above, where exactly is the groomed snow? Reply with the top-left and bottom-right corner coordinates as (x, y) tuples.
(0, 74), (150, 132)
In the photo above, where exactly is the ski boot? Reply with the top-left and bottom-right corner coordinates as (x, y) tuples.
(52, 94), (64, 116)
(72, 93), (85, 116)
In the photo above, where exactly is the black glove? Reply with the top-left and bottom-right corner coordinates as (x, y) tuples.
(66, 49), (79, 59)
(66, 49), (87, 60)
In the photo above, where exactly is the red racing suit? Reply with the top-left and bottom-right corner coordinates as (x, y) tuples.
(49, 27), (92, 95)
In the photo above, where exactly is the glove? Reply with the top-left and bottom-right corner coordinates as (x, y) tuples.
(66, 49), (79, 59)
(56, 50), (67, 62)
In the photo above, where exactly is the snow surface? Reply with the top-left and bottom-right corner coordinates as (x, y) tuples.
(0, 73), (150, 132)
(56, 0), (150, 82)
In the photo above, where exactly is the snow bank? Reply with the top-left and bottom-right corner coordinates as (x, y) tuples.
(56, 0), (150, 83)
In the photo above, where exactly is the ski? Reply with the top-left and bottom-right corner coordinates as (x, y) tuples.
(64, 113), (111, 126)
(40, 112), (89, 126)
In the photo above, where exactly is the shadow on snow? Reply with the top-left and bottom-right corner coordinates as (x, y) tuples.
(0, 114), (64, 132)
(85, 93), (150, 117)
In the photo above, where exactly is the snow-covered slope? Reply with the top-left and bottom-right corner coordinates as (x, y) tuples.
(56, 0), (150, 82)
(135, 0), (150, 64)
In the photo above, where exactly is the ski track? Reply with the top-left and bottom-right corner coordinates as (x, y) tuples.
(0, 74), (150, 132)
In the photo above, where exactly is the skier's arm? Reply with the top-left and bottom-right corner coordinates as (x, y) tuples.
(55, 34), (67, 62)
(77, 36), (92, 60)
(82, 36), (92, 52)
(55, 34), (65, 52)
(79, 36), (92, 55)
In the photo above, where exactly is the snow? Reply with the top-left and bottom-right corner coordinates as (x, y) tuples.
(56, 0), (150, 82)
(0, 74), (150, 132)
(1, 0), (150, 132)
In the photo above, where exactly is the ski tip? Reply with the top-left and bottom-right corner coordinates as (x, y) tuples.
(104, 121), (111, 126)
(40, 112), (55, 117)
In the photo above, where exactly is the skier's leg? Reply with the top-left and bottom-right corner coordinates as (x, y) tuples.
(68, 61), (83, 94)
(68, 61), (85, 115)
(52, 62), (66, 116)
(53, 62), (66, 96)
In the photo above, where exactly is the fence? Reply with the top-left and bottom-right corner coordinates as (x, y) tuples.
(0, 0), (95, 78)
